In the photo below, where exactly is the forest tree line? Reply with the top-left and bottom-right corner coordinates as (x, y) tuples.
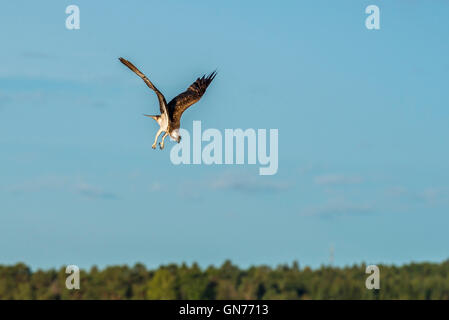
(1, 260), (449, 300)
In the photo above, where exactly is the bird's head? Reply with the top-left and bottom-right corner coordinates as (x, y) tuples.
(170, 129), (181, 143)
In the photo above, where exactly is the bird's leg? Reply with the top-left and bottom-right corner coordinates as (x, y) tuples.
(159, 132), (169, 150)
(152, 128), (163, 149)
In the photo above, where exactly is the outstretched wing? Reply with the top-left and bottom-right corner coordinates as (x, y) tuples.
(167, 71), (217, 123)
(119, 57), (167, 115)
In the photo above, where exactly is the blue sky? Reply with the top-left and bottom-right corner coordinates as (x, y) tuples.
(1, 1), (449, 270)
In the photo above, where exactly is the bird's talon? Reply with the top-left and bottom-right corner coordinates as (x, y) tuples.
(152, 144), (157, 149)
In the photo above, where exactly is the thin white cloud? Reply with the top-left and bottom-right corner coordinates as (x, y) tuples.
(165, 171), (291, 200)
(385, 186), (408, 197)
(314, 174), (363, 186)
(6, 176), (69, 194)
(210, 172), (290, 193)
(386, 186), (448, 206)
(302, 199), (373, 218)
(416, 188), (444, 205)
(75, 183), (118, 200)
(4, 176), (118, 200)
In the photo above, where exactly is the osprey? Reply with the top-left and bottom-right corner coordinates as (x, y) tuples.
(119, 57), (216, 150)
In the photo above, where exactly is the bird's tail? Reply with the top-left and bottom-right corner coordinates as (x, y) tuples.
(143, 114), (160, 122)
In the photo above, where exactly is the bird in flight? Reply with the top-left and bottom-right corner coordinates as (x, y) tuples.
(119, 57), (217, 150)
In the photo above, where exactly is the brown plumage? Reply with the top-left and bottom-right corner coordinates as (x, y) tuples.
(119, 57), (216, 149)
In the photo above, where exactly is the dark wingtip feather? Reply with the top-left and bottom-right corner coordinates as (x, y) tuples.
(119, 57), (130, 66)
(210, 70), (217, 81)
(205, 70), (217, 83)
